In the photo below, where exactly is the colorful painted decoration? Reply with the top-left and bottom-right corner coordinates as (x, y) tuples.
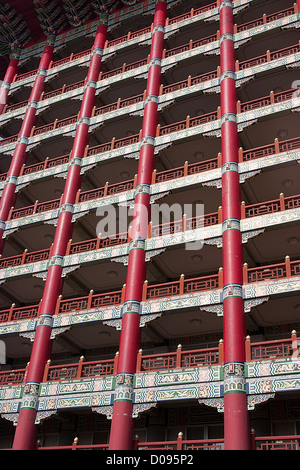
(0, 2), (31, 55)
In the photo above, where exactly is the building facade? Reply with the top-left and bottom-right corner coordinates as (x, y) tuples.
(0, 0), (299, 450)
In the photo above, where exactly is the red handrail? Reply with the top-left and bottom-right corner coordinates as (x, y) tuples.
(0, 331), (298, 387)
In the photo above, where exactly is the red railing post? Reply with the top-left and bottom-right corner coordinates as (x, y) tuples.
(133, 435), (139, 450)
(177, 432), (183, 450)
(136, 349), (143, 372)
(54, 295), (62, 315)
(285, 255), (291, 277)
(218, 267), (223, 288)
(218, 339), (224, 365)
(179, 274), (185, 295)
(77, 356), (84, 379)
(241, 201), (246, 219)
(72, 437), (78, 450)
(142, 280), (148, 301)
(42, 359), (51, 382)
(291, 330), (299, 357)
(113, 352), (119, 375)
(7, 303), (15, 322)
(279, 192), (285, 211)
(176, 344), (182, 368)
(245, 336), (252, 361)
(217, 152), (222, 167)
(121, 284), (126, 304)
(250, 429), (256, 450)
(87, 290), (94, 309)
(243, 263), (248, 284)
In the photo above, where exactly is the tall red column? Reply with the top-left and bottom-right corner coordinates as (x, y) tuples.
(0, 37), (55, 254)
(108, 1), (167, 451)
(220, 0), (250, 450)
(12, 17), (108, 450)
(0, 47), (20, 114)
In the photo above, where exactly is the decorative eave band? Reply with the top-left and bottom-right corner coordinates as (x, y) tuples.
(149, 57), (162, 68)
(223, 283), (243, 300)
(19, 382), (40, 411)
(220, 33), (234, 45)
(221, 161), (239, 175)
(17, 136), (29, 145)
(135, 183), (151, 196)
(37, 68), (47, 77)
(220, 70), (236, 82)
(49, 254), (64, 267)
(69, 156), (82, 167)
(152, 25), (165, 36)
(140, 136), (155, 147)
(1, 82), (11, 90)
(223, 362), (246, 395)
(222, 218), (240, 233)
(129, 238), (146, 252)
(27, 100), (38, 109)
(36, 314), (53, 329)
(113, 373), (134, 403)
(77, 116), (90, 126)
(98, 13), (109, 26)
(144, 94), (159, 106)
(46, 35), (56, 48)
(219, 0), (234, 12)
(5, 175), (18, 185)
(60, 202), (74, 214)
(221, 112), (237, 125)
(91, 47), (103, 57)
(85, 80), (97, 89)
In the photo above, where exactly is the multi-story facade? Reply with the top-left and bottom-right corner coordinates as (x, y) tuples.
(0, 0), (299, 451)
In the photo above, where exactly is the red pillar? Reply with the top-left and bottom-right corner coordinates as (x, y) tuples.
(0, 37), (55, 254)
(0, 48), (20, 114)
(12, 18), (108, 450)
(108, 1), (167, 451)
(220, 1), (250, 450)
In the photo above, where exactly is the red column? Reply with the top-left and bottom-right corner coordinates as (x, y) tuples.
(0, 48), (20, 114)
(220, 1), (250, 450)
(12, 18), (108, 451)
(0, 37), (55, 254)
(108, 1), (167, 451)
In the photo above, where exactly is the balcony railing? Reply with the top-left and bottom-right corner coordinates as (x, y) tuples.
(0, 330), (298, 387)
(32, 433), (300, 450)
(4, 37), (299, 125)
(1, 189), (299, 270)
(2, 86), (299, 218)
(0, 255), (298, 324)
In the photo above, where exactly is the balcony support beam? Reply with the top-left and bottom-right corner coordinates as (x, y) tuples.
(108, 0), (167, 451)
(11, 18), (108, 451)
(220, 0), (250, 450)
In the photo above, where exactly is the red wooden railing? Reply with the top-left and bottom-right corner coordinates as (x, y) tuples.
(32, 433), (300, 450)
(0, 255), (298, 325)
(0, 330), (298, 387)
(5, 38), (299, 121)
(2, 190), (300, 269)
(0, 79), (298, 166)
